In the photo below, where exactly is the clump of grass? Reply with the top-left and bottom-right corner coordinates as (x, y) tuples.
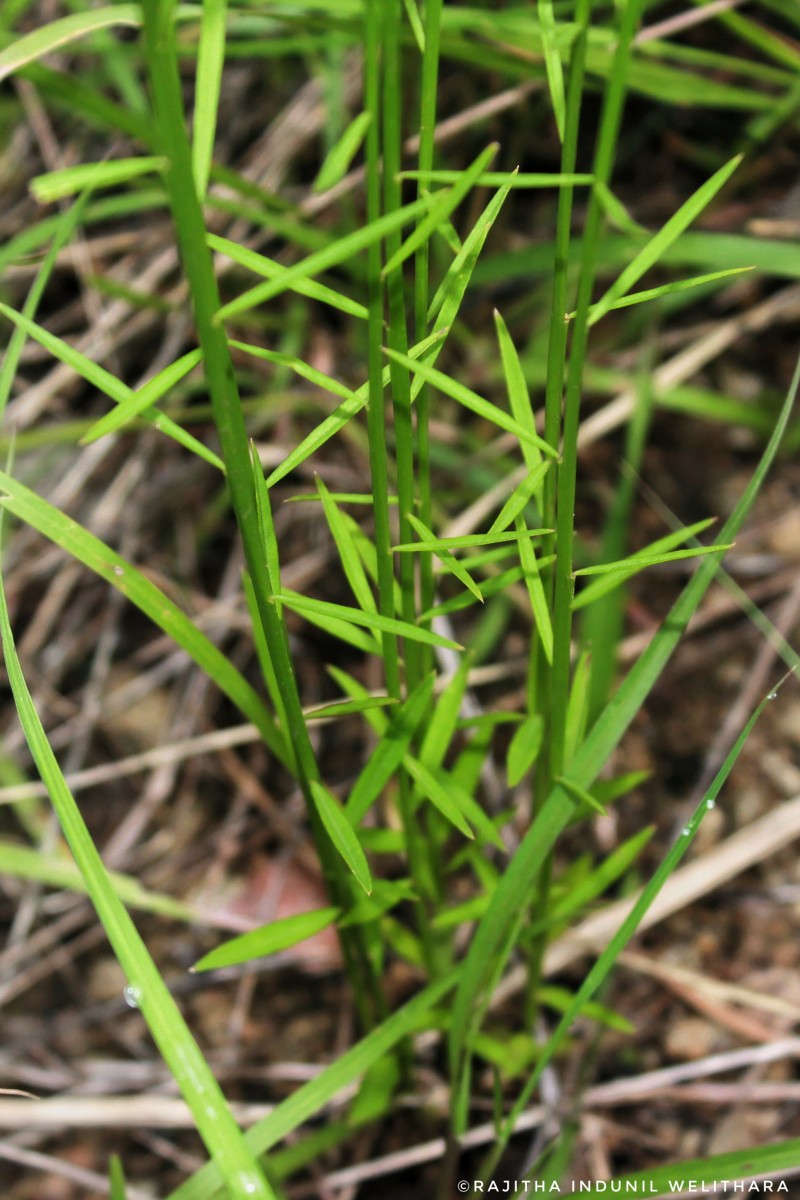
(0, 1), (799, 1197)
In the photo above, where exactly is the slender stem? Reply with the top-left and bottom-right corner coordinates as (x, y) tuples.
(383, 0), (423, 695)
(548, 0), (644, 782)
(414, 0), (443, 644)
(140, 0), (384, 1029)
(364, 0), (402, 700)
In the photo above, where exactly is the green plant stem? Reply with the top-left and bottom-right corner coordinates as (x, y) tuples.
(527, 0), (593, 1020)
(140, 0), (383, 1030)
(378, 0), (443, 975)
(364, 0), (402, 700)
(414, 0), (442, 644)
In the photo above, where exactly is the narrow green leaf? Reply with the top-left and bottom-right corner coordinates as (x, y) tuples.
(507, 714), (544, 786)
(346, 675), (435, 823)
(405, 513), (483, 602)
(548, 826), (654, 925)
(0, 840), (197, 922)
(316, 477), (377, 614)
(167, 972), (457, 1200)
(311, 782), (372, 894)
(428, 177), (515, 325)
(494, 309), (549, 473)
(593, 181), (647, 237)
(572, 517), (718, 610)
(193, 0), (227, 199)
(383, 144), (498, 277)
(393, 527), (550, 552)
(213, 246), (368, 320)
(403, 171), (593, 189)
(274, 593), (463, 650)
(538, 0), (566, 141)
(588, 154), (744, 327)
(401, 0), (425, 49)
(573, 544), (731, 577)
(449, 354), (799, 1111)
(417, 656), (471, 773)
(0, 305), (222, 470)
(0, 545), (277, 1200)
(277, 588), (381, 654)
(217, 198), (427, 321)
(0, 6), (141, 83)
(403, 756), (473, 839)
(82, 348), (203, 443)
(0, 469), (287, 764)
(264, 328), (446, 487)
(249, 441), (282, 597)
(407, 757), (505, 850)
(31, 157), (166, 204)
(570, 266), (753, 322)
(516, 517), (554, 665)
(0, 193), (90, 420)
(192, 908), (340, 972)
(555, 774), (607, 816)
(384, 347), (559, 457)
(338, 878), (416, 928)
(313, 111), (371, 193)
(109, 1156), (127, 1200)
(304, 695), (397, 721)
(488, 463), (551, 536)
(564, 648), (592, 767)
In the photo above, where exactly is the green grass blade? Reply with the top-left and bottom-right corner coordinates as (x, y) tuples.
(211, 242), (368, 320)
(0, 553), (278, 1200)
(573, 543), (731, 577)
(313, 110), (371, 193)
(573, 266), (753, 322)
(109, 1155), (127, 1200)
(0, 304), (222, 470)
(405, 513), (483, 602)
(346, 675), (436, 823)
(402, 756), (473, 839)
(0, 192), (90, 418)
(393, 528), (550, 552)
(310, 782), (372, 895)
(428, 177), (515, 325)
(30, 157), (165, 203)
(0, 5), (141, 83)
(516, 517), (554, 665)
(448, 350), (798, 1094)
(216, 199), (427, 321)
(538, 0), (566, 141)
(192, 0), (227, 199)
(494, 684), (782, 1178)
(166, 971), (457, 1200)
(494, 309), (548, 473)
(382, 143), (497, 277)
(273, 593), (463, 650)
(507, 714), (544, 786)
(588, 153), (743, 327)
(488, 463), (550, 536)
(577, 1137), (800, 1197)
(573, 516), (717, 611)
(0, 469), (287, 763)
(192, 908), (340, 972)
(384, 347), (558, 457)
(82, 348), (203, 442)
(264, 329), (446, 487)
(0, 840), (197, 922)
(316, 476), (377, 614)
(417, 655), (470, 772)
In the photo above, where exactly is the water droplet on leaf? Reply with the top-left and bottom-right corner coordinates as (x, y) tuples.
(123, 984), (142, 1008)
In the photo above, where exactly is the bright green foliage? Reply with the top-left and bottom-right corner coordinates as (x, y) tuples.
(0, 0), (797, 1196)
